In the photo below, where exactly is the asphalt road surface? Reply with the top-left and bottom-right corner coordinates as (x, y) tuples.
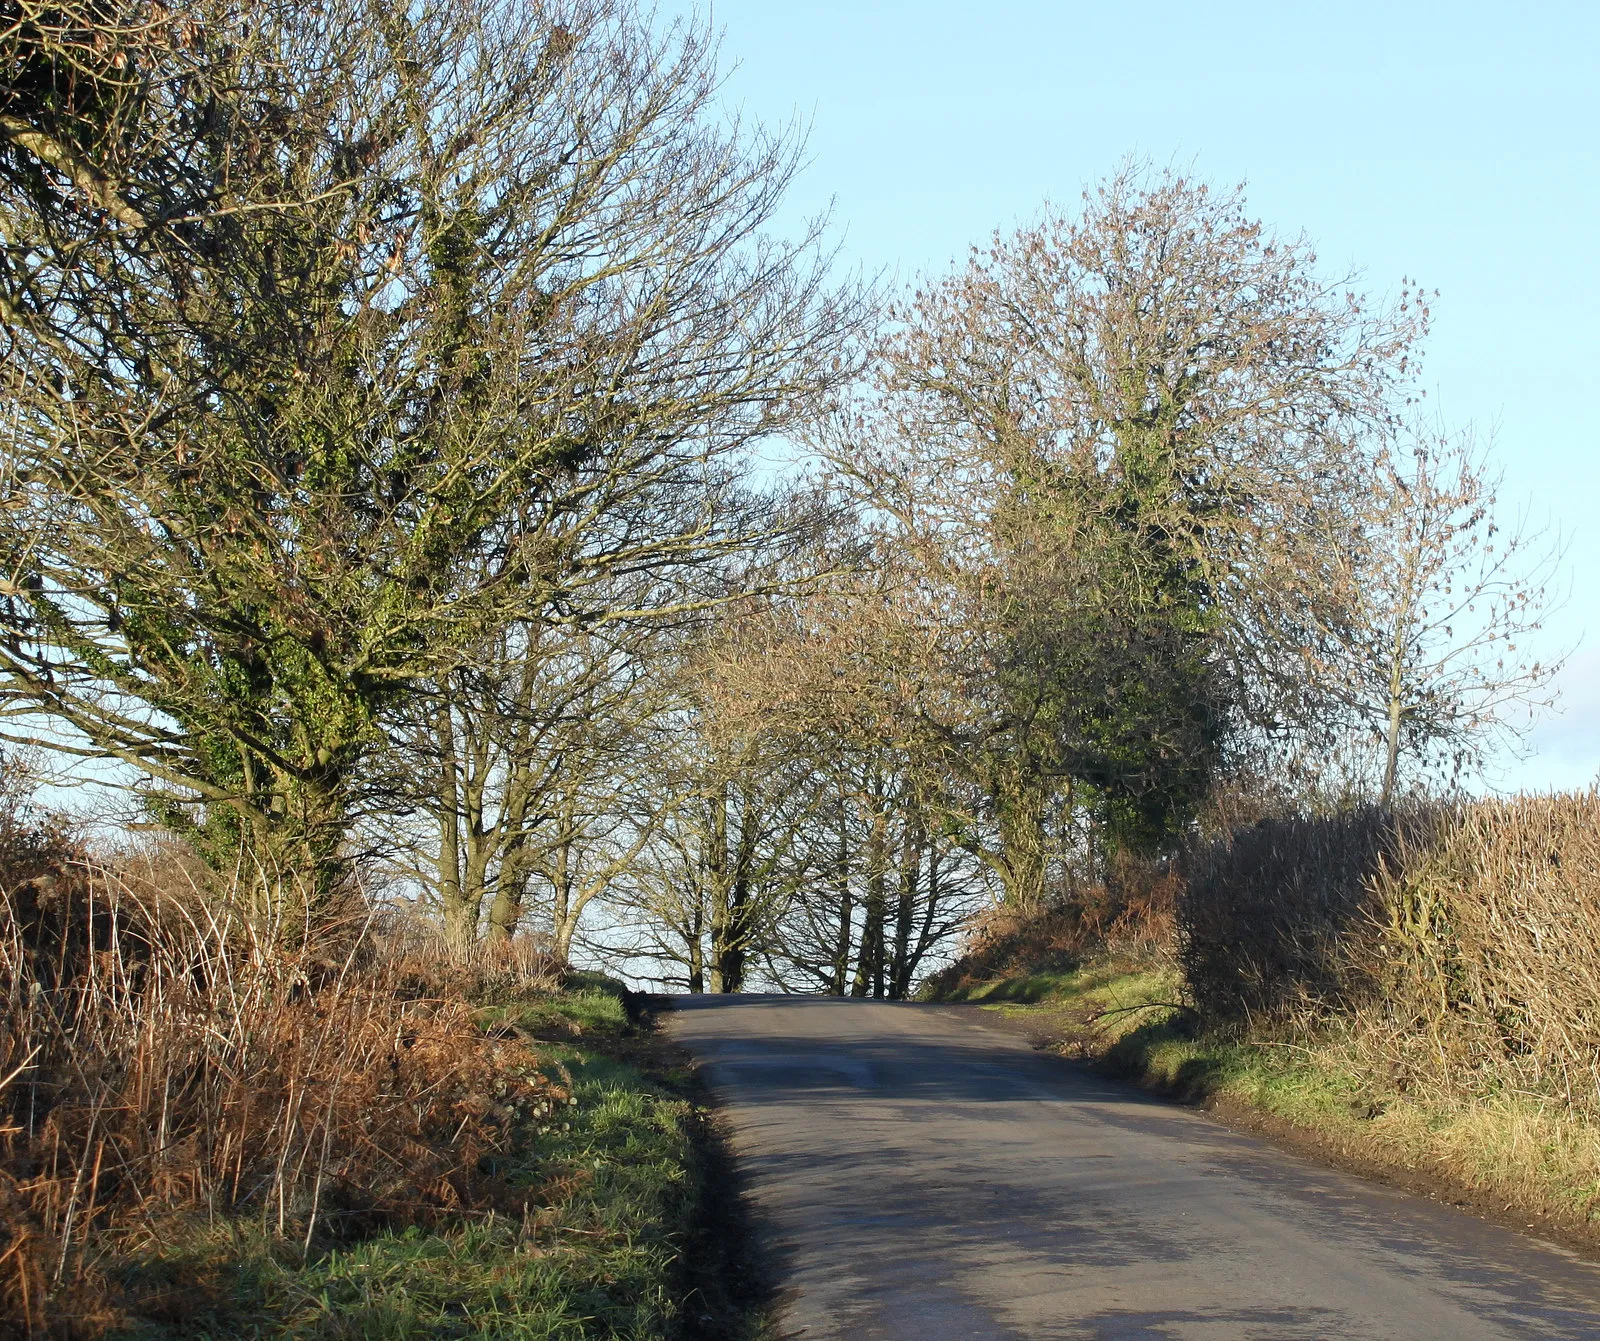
(668, 994), (1600, 1340)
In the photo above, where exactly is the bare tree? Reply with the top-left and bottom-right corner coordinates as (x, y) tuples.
(379, 621), (666, 954)
(614, 703), (821, 993)
(667, 561), (990, 995)
(1327, 425), (1562, 802)
(756, 743), (986, 998)
(380, 484), (847, 957)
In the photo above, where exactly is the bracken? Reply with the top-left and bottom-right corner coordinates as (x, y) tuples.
(0, 834), (564, 1339)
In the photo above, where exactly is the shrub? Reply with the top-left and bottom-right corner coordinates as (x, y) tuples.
(1177, 806), (1410, 1026)
(1179, 790), (1600, 1119)
(0, 842), (564, 1338)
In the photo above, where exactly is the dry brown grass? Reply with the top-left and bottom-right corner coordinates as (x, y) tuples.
(0, 824), (566, 1338)
(1370, 793), (1600, 1116)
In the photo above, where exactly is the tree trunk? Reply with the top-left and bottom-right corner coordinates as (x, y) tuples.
(711, 787), (760, 994)
(552, 900), (578, 964)
(687, 902), (706, 993)
(545, 832), (577, 963)
(828, 786), (853, 995)
(485, 815), (534, 945)
(908, 842), (942, 985)
(889, 814), (924, 999)
(715, 890), (748, 992)
(995, 774), (1048, 910)
(1382, 648), (1405, 807)
(484, 878), (523, 944)
(852, 795), (887, 998)
(706, 783), (730, 992)
(434, 707), (475, 950)
(253, 763), (349, 937)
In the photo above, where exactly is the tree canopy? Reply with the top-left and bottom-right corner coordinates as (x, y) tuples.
(0, 8), (1561, 980)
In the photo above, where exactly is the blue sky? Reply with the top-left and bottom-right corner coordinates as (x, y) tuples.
(671, 0), (1600, 793)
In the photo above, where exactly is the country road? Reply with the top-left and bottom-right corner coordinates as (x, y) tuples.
(668, 995), (1600, 1340)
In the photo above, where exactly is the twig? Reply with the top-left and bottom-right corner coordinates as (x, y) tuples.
(1092, 999), (1192, 1021)
(0, 1044), (41, 1091)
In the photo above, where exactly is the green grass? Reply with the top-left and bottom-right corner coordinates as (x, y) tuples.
(926, 968), (1082, 1004)
(475, 979), (633, 1038)
(1107, 1016), (1600, 1225)
(113, 977), (755, 1341)
(1106, 1018), (1367, 1122)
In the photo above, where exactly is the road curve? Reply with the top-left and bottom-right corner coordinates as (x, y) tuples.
(667, 994), (1600, 1340)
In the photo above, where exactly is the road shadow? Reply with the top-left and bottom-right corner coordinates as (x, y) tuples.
(659, 993), (1600, 1341)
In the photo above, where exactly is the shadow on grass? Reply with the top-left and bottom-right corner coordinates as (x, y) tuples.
(938, 968), (1083, 1004)
(1102, 1014), (1236, 1106)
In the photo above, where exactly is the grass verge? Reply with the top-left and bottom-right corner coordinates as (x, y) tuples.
(111, 977), (771, 1341)
(927, 953), (1600, 1252)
